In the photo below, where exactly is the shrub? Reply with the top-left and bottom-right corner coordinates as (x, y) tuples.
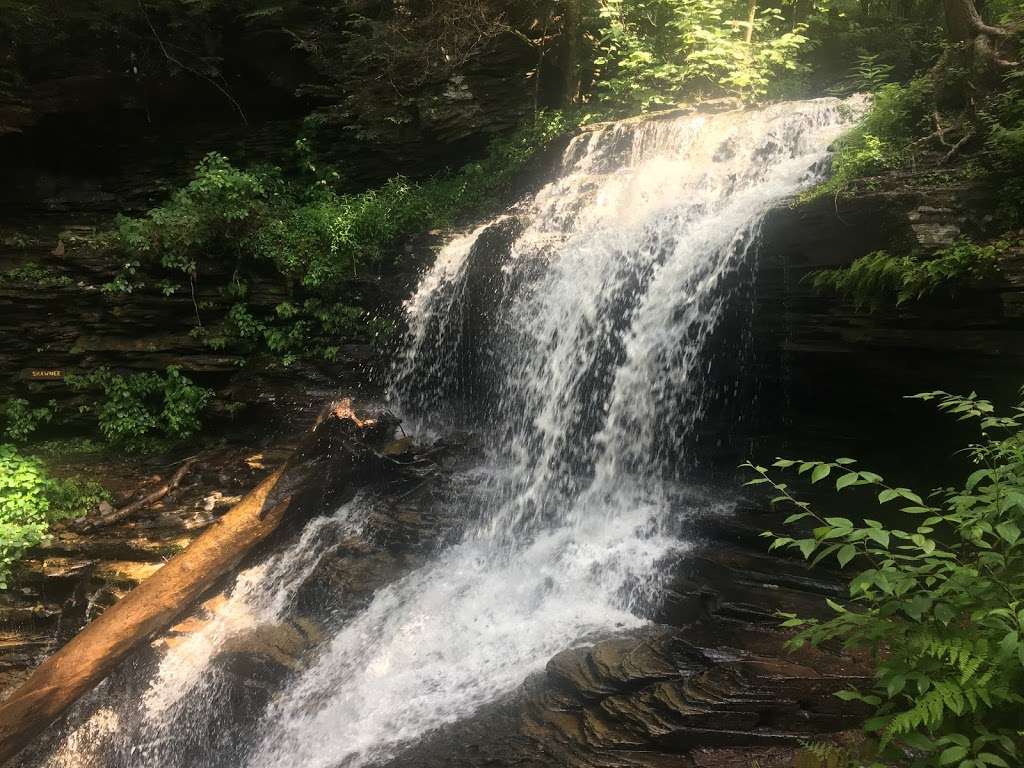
(811, 239), (1009, 312)
(67, 366), (212, 445)
(804, 79), (934, 202)
(116, 152), (273, 277)
(0, 443), (110, 588)
(745, 388), (1024, 768)
(592, 0), (812, 111)
(115, 111), (576, 364)
(1, 397), (55, 442)
(0, 262), (72, 289)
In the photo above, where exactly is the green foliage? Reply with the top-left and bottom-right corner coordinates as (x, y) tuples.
(811, 239), (1009, 311)
(0, 262), (72, 289)
(804, 79), (934, 202)
(828, 53), (897, 96)
(116, 153), (272, 277)
(116, 111), (575, 364)
(0, 443), (110, 589)
(978, 70), (1024, 225)
(592, 0), (814, 110)
(67, 366), (212, 445)
(0, 443), (51, 589)
(745, 388), (1024, 767)
(2, 398), (55, 442)
(31, 438), (105, 458)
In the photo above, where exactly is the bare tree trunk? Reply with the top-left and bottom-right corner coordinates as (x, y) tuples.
(745, 0), (758, 45)
(562, 0), (580, 106)
(0, 405), (399, 766)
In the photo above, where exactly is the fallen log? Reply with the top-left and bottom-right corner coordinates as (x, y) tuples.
(0, 403), (400, 766)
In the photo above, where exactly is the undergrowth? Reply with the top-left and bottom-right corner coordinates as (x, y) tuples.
(746, 388), (1024, 768)
(0, 443), (110, 588)
(112, 111), (576, 365)
(811, 239), (1010, 311)
(801, 79), (934, 204)
(67, 366), (212, 446)
(0, 262), (72, 289)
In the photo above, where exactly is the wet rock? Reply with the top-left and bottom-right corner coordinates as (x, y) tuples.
(217, 618), (325, 679)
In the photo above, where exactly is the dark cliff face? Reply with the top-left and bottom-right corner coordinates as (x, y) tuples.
(747, 181), (1024, 482)
(0, 1), (554, 212)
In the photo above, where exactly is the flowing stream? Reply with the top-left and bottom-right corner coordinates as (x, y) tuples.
(36, 97), (865, 768)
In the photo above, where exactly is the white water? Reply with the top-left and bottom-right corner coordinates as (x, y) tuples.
(248, 97), (867, 768)
(38, 97), (865, 768)
(141, 501), (363, 721)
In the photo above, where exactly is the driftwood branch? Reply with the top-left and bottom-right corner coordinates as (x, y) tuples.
(0, 404), (400, 766)
(73, 457), (198, 532)
(939, 128), (976, 165)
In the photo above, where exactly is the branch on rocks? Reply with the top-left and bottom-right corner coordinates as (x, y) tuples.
(939, 128), (977, 165)
(72, 458), (199, 533)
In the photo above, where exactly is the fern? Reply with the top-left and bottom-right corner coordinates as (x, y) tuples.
(747, 388), (1024, 767)
(811, 239), (1010, 312)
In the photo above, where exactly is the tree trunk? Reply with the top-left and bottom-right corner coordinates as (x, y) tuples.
(745, 1), (758, 46)
(562, 0), (581, 107)
(0, 404), (400, 766)
(945, 0), (983, 42)
(941, 0), (1014, 83)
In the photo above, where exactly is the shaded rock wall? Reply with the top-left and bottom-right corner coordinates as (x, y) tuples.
(705, 175), (1024, 482)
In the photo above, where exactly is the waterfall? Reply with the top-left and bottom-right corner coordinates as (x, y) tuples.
(34, 97), (866, 768)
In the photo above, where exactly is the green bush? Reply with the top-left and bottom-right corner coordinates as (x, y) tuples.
(114, 111), (576, 364)
(745, 388), (1024, 768)
(811, 239), (1008, 311)
(592, 0), (812, 111)
(2, 397), (55, 442)
(804, 79), (934, 202)
(0, 443), (110, 588)
(67, 366), (212, 445)
(116, 152), (274, 277)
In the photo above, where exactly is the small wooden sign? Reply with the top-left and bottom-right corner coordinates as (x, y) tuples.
(25, 369), (65, 381)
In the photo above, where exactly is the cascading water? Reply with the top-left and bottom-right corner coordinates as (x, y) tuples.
(34, 97), (866, 768)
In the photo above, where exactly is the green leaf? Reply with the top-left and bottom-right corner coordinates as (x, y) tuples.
(940, 746), (968, 765)
(966, 469), (991, 490)
(978, 754), (1008, 768)
(837, 544), (856, 567)
(836, 472), (860, 490)
(886, 674), (907, 697)
(798, 539), (816, 559)
(896, 488), (924, 504)
(811, 464), (831, 484)
(878, 489), (900, 504)
(996, 522), (1021, 545)
(867, 528), (890, 548)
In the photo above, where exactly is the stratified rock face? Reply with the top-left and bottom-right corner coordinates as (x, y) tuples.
(708, 176), (1024, 482)
(527, 624), (867, 765)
